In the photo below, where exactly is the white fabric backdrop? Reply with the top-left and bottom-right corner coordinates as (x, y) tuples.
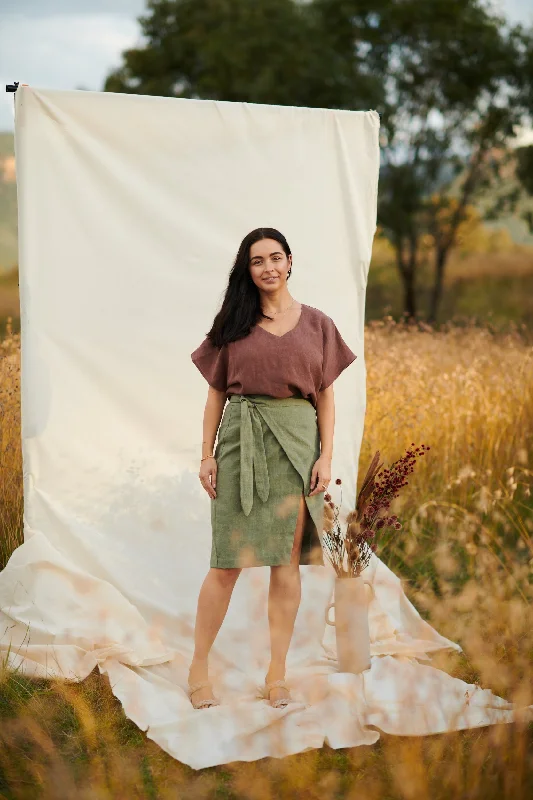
(0, 86), (522, 770)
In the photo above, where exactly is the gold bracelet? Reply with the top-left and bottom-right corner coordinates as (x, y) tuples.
(200, 454), (214, 462)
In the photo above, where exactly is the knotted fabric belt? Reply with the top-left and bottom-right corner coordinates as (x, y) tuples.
(236, 395), (270, 516)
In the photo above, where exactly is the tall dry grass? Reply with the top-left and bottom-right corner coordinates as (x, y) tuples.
(0, 316), (22, 569)
(0, 315), (532, 798)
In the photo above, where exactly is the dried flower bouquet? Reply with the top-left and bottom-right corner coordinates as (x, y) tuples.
(322, 444), (430, 577)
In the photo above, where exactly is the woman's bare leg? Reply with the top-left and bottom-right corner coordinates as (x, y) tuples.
(188, 566), (241, 704)
(266, 493), (308, 705)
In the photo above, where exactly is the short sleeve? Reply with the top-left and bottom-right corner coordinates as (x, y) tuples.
(191, 337), (228, 392)
(320, 316), (357, 391)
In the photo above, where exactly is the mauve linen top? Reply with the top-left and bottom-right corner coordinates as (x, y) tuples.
(190, 303), (357, 409)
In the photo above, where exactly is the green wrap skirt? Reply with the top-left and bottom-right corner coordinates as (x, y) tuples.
(211, 393), (325, 569)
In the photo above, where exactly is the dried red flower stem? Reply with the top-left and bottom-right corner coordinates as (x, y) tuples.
(322, 444), (429, 577)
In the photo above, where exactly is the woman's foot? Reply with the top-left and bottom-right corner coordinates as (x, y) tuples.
(188, 658), (217, 708)
(264, 664), (290, 707)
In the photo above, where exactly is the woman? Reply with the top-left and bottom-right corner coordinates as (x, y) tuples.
(189, 227), (357, 709)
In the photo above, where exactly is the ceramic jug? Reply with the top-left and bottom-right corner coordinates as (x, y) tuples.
(325, 575), (375, 674)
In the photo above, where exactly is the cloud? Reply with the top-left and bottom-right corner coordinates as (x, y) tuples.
(2, 1), (146, 17)
(0, 11), (143, 131)
(504, 0), (533, 25)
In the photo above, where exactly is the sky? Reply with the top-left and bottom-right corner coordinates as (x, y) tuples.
(1, 0), (533, 133)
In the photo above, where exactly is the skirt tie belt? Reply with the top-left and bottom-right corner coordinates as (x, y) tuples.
(238, 396), (270, 516)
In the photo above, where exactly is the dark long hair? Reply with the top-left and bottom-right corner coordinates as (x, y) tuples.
(205, 227), (292, 348)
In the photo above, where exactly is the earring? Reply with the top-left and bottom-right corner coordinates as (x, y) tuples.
(287, 268), (292, 278)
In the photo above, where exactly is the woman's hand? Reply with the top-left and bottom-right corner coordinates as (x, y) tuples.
(199, 456), (217, 499)
(308, 454), (331, 496)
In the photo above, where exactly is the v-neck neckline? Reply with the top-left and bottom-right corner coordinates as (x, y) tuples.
(255, 303), (306, 339)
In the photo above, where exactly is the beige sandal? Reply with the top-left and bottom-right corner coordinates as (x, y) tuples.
(257, 679), (291, 709)
(188, 680), (220, 710)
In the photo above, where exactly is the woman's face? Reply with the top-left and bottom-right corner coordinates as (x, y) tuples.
(248, 238), (292, 291)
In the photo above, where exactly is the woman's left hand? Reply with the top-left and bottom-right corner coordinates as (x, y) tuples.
(308, 455), (331, 496)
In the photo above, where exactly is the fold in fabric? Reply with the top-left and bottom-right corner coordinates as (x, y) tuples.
(239, 396), (270, 515)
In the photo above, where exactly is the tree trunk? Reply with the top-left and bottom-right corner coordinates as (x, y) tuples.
(403, 268), (417, 321)
(428, 246), (447, 324)
(395, 235), (418, 322)
(427, 134), (491, 324)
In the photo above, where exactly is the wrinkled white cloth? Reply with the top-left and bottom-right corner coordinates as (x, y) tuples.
(0, 86), (527, 770)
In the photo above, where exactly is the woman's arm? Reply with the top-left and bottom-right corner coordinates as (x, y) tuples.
(198, 387), (227, 499)
(201, 387), (227, 458)
(308, 384), (334, 496)
(316, 384), (334, 460)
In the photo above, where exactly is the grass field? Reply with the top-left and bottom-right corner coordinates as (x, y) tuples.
(367, 233), (533, 331)
(0, 311), (532, 798)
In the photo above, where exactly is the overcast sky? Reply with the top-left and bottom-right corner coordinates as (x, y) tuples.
(1, 0), (532, 133)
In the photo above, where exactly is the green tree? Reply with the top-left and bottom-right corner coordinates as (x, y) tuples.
(104, 0), (383, 111)
(515, 145), (533, 235)
(315, 0), (533, 322)
(104, 0), (533, 323)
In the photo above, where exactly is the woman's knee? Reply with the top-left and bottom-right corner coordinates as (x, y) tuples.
(209, 566), (241, 589)
(270, 563), (300, 590)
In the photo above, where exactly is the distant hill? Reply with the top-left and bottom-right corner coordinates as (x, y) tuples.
(1, 128), (533, 273)
(0, 132), (17, 272)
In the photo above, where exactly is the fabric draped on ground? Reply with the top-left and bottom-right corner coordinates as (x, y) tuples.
(1, 85), (529, 771)
(0, 533), (525, 769)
